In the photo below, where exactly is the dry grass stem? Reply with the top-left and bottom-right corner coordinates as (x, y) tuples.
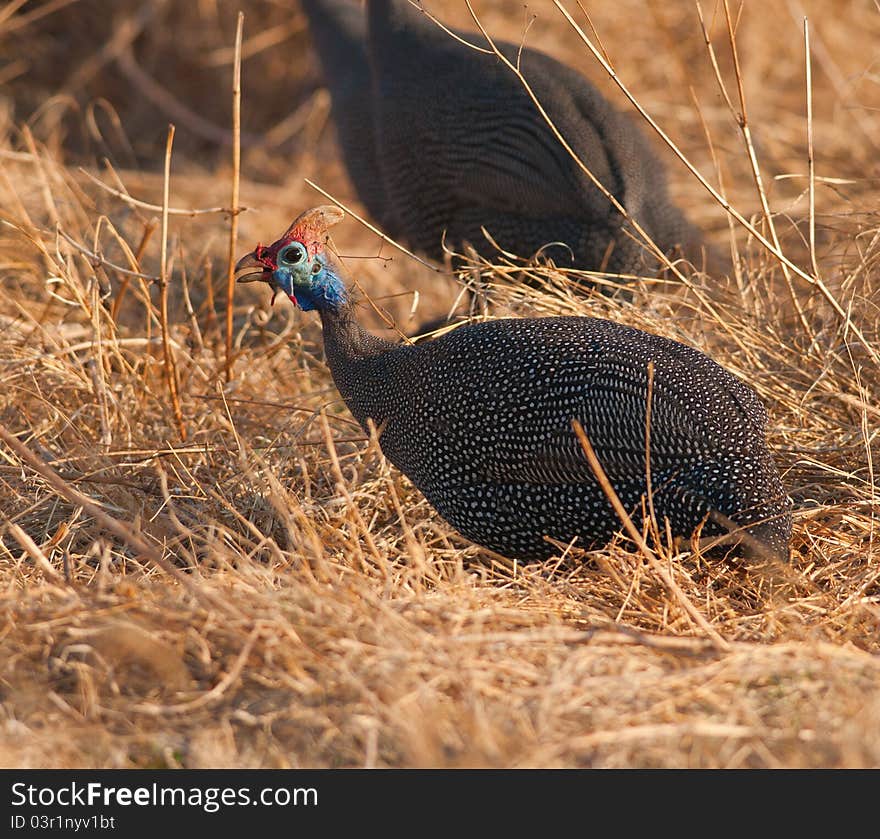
(555, 0), (879, 366)
(572, 419), (728, 649)
(224, 11), (244, 382)
(158, 124), (186, 440)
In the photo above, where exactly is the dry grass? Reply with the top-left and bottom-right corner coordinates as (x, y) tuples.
(0, 0), (879, 768)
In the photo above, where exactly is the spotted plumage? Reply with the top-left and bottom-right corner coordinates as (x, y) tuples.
(301, 0), (714, 275)
(236, 207), (791, 561)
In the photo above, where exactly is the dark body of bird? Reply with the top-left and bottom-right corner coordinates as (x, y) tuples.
(236, 208), (791, 562)
(301, 0), (709, 274)
(328, 313), (791, 560)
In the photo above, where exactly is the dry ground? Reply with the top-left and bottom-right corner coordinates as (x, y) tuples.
(0, 0), (879, 768)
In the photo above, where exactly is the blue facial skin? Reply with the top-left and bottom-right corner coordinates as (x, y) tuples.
(271, 243), (347, 313)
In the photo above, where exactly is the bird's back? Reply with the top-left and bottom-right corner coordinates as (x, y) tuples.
(364, 0), (704, 271)
(371, 317), (768, 467)
(300, 0), (711, 272)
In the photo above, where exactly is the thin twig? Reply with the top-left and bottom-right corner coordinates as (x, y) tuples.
(804, 17), (821, 281)
(79, 168), (244, 217)
(56, 226), (159, 281)
(554, 0), (878, 366)
(304, 178), (441, 273)
(178, 249), (204, 355)
(224, 11), (244, 383)
(412, 2), (493, 54)
(571, 419), (728, 649)
(158, 124), (186, 440)
(110, 218), (157, 321)
(4, 519), (67, 584)
(718, 0), (814, 346)
(645, 361), (657, 533)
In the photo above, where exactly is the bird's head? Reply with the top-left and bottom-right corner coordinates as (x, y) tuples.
(235, 205), (347, 312)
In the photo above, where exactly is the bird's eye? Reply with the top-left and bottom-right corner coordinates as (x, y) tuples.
(279, 243), (306, 265)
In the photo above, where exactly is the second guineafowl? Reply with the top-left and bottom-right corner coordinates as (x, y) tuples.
(236, 206), (791, 562)
(301, 0), (710, 275)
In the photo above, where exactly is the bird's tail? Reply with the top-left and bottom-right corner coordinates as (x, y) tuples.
(669, 460), (793, 562)
(707, 508), (792, 563)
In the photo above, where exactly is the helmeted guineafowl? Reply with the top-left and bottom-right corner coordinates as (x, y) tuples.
(300, 0), (712, 275)
(236, 206), (791, 562)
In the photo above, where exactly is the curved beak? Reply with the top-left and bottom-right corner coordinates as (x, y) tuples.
(234, 252), (270, 284)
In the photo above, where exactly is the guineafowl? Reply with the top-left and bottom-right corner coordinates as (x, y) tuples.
(236, 206), (791, 562)
(300, 0), (711, 276)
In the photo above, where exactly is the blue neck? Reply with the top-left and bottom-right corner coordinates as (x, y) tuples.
(294, 270), (348, 313)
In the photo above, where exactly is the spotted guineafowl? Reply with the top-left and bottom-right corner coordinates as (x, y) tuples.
(236, 206), (790, 562)
(300, 0), (711, 275)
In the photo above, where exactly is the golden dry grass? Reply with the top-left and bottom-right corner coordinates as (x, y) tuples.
(0, 0), (879, 768)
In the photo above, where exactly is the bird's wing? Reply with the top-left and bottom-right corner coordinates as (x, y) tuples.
(448, 122), (594, 218)
(471, 351), (761, 487)
(449, 112), (616, 220)
(444, 47), (620, 220)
